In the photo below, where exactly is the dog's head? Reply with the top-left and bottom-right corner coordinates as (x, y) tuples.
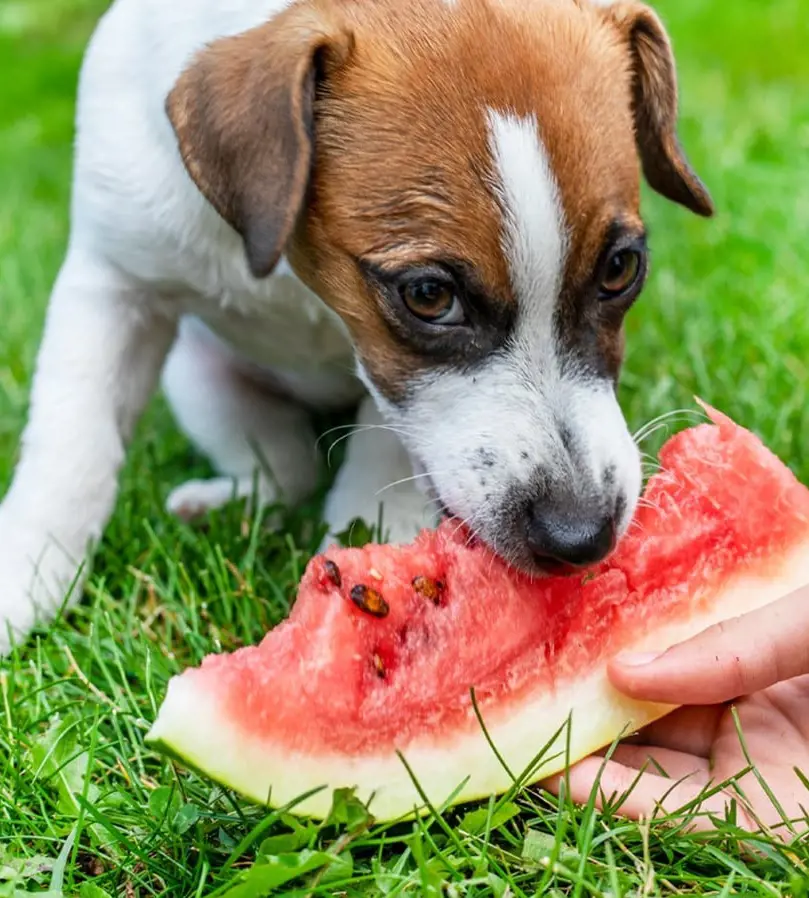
(168, 0), (712, 572)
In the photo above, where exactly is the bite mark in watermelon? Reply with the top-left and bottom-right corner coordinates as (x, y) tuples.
(147, 405), (809, 819)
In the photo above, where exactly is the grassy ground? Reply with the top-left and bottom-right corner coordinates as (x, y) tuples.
(1, 0), (809, 894)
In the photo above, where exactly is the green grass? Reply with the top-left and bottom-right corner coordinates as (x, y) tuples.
(1, 0), (809, 894)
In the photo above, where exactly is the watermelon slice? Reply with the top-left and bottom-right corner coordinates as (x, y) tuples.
(147, 405), (809, 820)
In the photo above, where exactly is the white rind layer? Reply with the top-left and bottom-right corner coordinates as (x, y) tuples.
(146, 542), (809, 820)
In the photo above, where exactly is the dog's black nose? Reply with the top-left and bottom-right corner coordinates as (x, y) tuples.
(526, 506), (616, 569)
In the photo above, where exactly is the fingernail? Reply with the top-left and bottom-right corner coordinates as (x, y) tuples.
(616, 652), (660, 667)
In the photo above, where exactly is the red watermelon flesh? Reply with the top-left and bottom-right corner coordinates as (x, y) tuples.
(147, 405), (809, 819)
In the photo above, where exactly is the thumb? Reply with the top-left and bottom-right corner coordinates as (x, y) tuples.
(608, 583), (809, 705)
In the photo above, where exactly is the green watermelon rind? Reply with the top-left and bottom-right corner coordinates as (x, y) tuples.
(146, 735), (332, 814)
(146, 663), (671, 820)
(146, 541), (809, 820)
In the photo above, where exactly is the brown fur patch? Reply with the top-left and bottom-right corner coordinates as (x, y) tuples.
(169, 0), (710, 399)
(604, 2), (714, 217)
(167, 1), (352, 278)
(288, 0), (653, 396)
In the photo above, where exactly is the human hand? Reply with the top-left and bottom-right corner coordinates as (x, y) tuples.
(546, 585), (809, 836)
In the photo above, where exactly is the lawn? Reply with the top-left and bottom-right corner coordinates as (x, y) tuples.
(1, 0), (809, 894)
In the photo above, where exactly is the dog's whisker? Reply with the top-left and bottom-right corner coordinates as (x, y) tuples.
(633, 406), (697, 435)
(318, 421), (411, 451)
(324, 424), (415, 467)
(627, 519), (647, 537)
(420, 498), (442, 518)
(316, 422), (374, 445)
(633, 408), (703, 445)
(449, 510), (478, 543)
(635, 499), (662, 514)
(375, 469), (451, 497)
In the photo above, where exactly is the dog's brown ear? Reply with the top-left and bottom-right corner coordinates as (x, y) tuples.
(604, 2), (714, 217)
(167, 2), (353, 277)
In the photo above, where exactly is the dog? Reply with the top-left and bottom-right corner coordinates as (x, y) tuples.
(0, 0), (712, 652)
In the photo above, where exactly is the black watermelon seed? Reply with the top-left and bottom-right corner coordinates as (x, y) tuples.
(350, 584), (389, 618)
(323, 558), (342, 587)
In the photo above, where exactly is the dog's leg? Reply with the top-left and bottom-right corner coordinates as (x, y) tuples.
(162, 320), (318, 520)
(0, 249), (177, 651)
(321, 395), (439, 546)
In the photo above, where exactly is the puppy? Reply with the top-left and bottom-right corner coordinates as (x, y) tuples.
(0, 0), (712, 651)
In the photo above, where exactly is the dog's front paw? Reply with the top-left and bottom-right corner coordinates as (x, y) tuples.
(166, 478), (241, 521)
(166, 475), (281, 522)
(0, 515), (85, 654)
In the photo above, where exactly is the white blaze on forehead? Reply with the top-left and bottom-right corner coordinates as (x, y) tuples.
(486, 110), (569, 329)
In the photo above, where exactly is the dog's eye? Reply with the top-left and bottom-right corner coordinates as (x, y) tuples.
(400, 278), (465, 324)
(600, 249), (642, 298)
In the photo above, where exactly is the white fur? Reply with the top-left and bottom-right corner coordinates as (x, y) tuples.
(0, 0), (419, 652)
(322, 396), (438, 546)
(0, 2), (640, 651)
(372, 112), (640, 564)
(0, 247), (176, 645)
(487, 111), (568, 318)
(161, 317), (320, 518)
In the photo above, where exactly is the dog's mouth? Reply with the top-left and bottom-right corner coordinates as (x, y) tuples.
(526, 556), (578, 577)
(434, 496), (452, 521)
(420, 478), (585, 579)
(418, 472), (579, 578)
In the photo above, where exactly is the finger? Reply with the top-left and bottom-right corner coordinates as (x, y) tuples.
(544, 757), (749, 833)
(626, 705), (725, 757)
(606, 744), (711, 783)
(609, 584), (809, 705)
